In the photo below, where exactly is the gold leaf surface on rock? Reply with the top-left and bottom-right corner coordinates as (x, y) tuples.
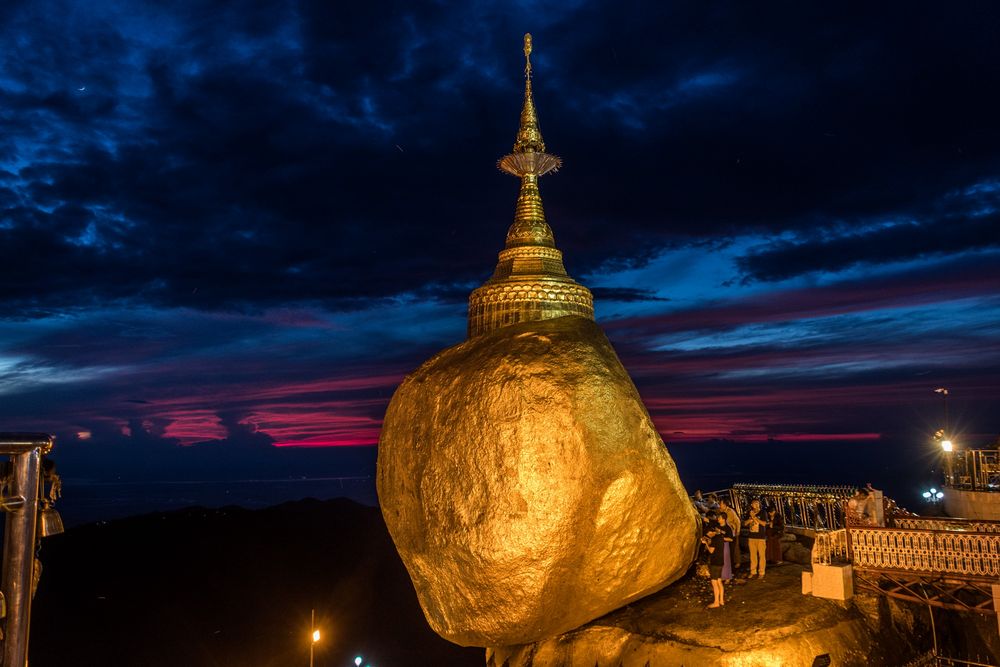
(377, 315), (699, 647)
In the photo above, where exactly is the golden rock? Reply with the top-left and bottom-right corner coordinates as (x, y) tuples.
(377, 316), (700, 647)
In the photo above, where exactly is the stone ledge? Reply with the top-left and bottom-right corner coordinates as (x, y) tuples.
(488, 564), (922, 666)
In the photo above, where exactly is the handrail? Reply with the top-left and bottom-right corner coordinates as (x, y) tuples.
(893, 515), (1000, 533)
(688, 488), (732, 509)
(731, 483), (857, 530)
(948, 448), (1000, 491)
(0, 432), (54, 454)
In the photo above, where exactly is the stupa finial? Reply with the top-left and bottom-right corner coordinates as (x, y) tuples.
(524, 32), (533, 78)
(498, 33), (561, 247)
(503, 33), (560, 170)
(468, 34), (593, 338)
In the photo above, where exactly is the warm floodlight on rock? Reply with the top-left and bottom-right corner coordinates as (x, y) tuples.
(377, 34), (699, 648)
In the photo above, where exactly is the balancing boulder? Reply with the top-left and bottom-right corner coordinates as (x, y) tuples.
(377, 316), (699, 647)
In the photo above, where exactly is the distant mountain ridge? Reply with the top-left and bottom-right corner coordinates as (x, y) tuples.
(31, 498), (482, 667)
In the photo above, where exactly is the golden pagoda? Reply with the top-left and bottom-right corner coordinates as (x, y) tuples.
(467, 33), (594, 338)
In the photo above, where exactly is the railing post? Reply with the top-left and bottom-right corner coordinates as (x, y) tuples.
(0, 433), (53, 667)
(2, 448), (41, 667)
(844, 501), (854, 563)
(971, 451), (977, 491)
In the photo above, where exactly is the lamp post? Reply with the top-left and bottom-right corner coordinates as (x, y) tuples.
(922, 487), (945, 516)
(935, 387), (949, 435)
(922, 488), (945, 502)
(934, 388), (954, 485)
(309, 609), (320, 667)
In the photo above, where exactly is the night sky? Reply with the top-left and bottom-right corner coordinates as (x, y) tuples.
(2, 2), (999, 486)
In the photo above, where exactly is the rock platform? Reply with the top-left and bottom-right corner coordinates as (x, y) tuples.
(488, 563), (922, 666)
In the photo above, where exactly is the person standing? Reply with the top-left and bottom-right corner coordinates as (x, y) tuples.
(702, 512), (734, 608)
(766, 507), (784, 564)
(705, 493), (721, 511)
(847, 488), (873, 525)
(692, 490), (710, 515)
(719, 498), (742, 574)
(745, 499), (767, 578)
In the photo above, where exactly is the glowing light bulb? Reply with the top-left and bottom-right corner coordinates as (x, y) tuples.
(922, 491), (931, 498)
(936, 492), (944, 499)
(312, 629), (320, 643)
(941, 440), (953, 452)
(355, 658), (363, 667)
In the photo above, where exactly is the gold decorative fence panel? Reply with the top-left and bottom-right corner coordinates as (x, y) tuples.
(849, 527), (1000, 578)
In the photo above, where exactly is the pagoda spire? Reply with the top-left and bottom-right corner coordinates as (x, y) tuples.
(513, 33), (546, 154)
(467, 34), (593, 338)
(498, 34), (563, 249)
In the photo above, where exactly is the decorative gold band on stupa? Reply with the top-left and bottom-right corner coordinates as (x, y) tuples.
(468, 34), (594, 339)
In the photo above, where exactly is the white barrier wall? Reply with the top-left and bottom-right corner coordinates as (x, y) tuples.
(945, 488), (1000, 521)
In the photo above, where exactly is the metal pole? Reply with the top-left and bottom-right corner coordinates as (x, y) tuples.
(945, 391), (953, 488)
(2, 448), (42, 667)
(927, 598), (938, 658)
(943, 391), (949, 438)
(973, 451), (979, 491)
(309, 608), (315, 667)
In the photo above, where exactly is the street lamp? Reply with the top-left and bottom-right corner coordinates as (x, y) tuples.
(934, 388), (954, 484)
(934, 388), (950, 434)
(922, 488), (944, 502)
(309, 609), (320, 667)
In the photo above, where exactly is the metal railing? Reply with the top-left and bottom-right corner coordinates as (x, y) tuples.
(906, 651), (998, 667)
(848, 526), (1000, 579)
(893, 515), (1000, 534)
(689, 488), (732, 513)
(948, 449), (1000, 491)
(731, 483), (857, 530)
(812, 528), (849, 565)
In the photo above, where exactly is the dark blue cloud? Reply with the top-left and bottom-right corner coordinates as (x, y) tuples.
(1, 1), (998, 315)
(0, 1), (998, 486)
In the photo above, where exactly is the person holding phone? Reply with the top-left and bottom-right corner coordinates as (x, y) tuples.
(702, 512), (734, 608)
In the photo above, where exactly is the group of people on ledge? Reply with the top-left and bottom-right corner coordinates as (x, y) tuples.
(692, 491), (784, 609)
